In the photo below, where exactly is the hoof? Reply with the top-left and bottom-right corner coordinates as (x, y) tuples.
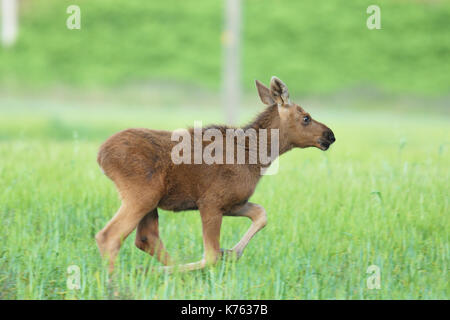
(220, 248), (241, 260)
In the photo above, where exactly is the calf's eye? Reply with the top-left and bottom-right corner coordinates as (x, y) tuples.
(303, 115), (310, 123)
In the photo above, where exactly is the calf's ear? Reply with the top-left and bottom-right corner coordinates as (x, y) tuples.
(270, 76), (290, 106)
(255, 80), (275, 105)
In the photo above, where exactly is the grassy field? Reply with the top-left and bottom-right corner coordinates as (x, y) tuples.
(0, 97), (448, 299)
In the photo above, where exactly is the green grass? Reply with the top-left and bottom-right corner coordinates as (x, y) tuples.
(0, 99), (448, 299)
(1, 0), (449, 95)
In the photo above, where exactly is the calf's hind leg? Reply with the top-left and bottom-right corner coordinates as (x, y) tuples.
(96, 185), (161, 272)
(135, 209), (172, 266)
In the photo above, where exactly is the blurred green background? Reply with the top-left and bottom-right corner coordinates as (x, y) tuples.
(1, 0), (449, 97)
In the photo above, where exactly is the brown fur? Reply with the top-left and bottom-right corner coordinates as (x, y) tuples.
(95, 77), (335, 272)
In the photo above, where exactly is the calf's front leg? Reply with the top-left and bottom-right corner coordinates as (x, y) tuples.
(222, 202), (267, 260)
(159, 206), (222, 273)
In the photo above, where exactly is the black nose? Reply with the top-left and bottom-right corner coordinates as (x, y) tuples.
(325, 130), (335, 143)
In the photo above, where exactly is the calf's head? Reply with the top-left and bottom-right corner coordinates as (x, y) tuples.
(255, 76), (335, 151)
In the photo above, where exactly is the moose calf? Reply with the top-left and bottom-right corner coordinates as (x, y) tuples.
(96, 77), (335, 272)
